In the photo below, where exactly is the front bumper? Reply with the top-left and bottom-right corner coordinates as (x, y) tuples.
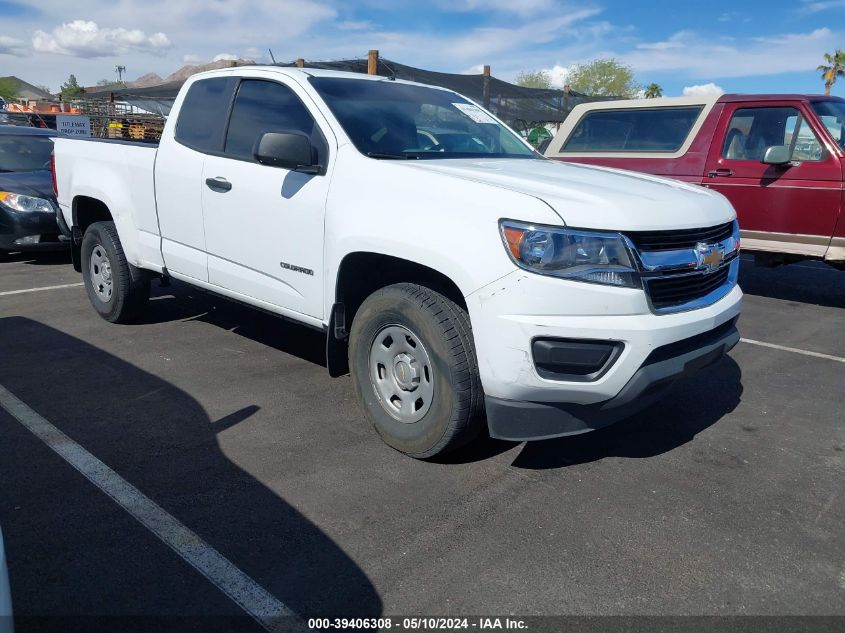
(485, 317), (739, 441)
(0, 205), (69, 252)
(466, 270), (743, 441)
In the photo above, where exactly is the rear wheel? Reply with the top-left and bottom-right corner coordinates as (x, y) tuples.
(81, 221), (150, 323)
(349, 283), (484, 458)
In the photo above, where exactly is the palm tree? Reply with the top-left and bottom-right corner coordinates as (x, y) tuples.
(644, 83), (663, 98)
(817, 50), (845, 95)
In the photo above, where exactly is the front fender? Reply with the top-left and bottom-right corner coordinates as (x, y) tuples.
(322, 147), (562, 316)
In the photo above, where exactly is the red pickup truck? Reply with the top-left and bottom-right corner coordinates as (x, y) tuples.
(545, 94), (845, 269)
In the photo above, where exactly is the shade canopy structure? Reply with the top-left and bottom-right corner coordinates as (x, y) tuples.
(76, 58), (615, 126)
(275, 58), (610, 128)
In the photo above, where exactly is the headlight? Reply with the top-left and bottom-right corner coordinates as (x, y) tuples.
(500, 220), (640, 288)
(0, 192), (55, 213)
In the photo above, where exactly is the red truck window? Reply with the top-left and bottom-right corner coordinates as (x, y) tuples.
(563, 106), (703, 152)
(721, 107), (824, 162)
(810, 100), (845, 150)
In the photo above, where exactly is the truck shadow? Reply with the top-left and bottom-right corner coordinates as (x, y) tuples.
(142, 281), (327, 368)
(509, 357), (743, 470)
(0, 251), (71, 266)
(738, 259), (845, 309)
(0, 317), (381, 627)
(143, 281), (745, 472)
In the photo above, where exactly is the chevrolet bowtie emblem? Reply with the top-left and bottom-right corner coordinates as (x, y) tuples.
(695, 242), (726, 272)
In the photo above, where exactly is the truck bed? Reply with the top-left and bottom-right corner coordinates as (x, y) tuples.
(54, 136), (164, 271)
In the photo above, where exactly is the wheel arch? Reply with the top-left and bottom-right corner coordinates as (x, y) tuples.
(73, 195), (114, 231)
(69, 196), (114, 272)
(326, 251), (468, 377)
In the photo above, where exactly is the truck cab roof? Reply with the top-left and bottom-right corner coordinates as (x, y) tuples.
(186, 64), (440, 88)
(717, 93), (845, 103)
(567, 94), (845, 112)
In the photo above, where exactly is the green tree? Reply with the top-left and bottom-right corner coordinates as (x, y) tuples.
(817, 49), (845, 95)
(60, 74), (83, 100)
(567, 58), (640, 98)
(644, 82), (663, 98)
(515, 70), (553, 89)
(0, 77), (18, 102)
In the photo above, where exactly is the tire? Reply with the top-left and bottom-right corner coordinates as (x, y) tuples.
(349, 283), (485, 458)
(81, 221), (150, 323)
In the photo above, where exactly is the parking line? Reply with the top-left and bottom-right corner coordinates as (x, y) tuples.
(740, 338), (845, 364)
(0, 283), (83, 297)
(0, 384), (297, 633)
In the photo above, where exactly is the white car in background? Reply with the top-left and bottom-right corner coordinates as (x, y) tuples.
(0, 526), (12, 633)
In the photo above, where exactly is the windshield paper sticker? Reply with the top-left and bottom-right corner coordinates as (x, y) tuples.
(452, 103), (497, 124)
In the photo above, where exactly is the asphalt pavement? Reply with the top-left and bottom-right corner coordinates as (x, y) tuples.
(0, 251), (843, 632)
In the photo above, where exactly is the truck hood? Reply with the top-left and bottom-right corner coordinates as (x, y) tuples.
(405, 158), (734, 231)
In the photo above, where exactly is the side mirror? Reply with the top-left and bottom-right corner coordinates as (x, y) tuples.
(254, 132), (320, 173)
(761, 145), (791, 165)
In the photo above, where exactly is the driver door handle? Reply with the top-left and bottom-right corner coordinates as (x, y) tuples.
(205, 177), (232, 192)
(707, 168), (733, 178)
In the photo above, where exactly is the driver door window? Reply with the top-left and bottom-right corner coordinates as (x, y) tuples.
(721, 106), (823, 162)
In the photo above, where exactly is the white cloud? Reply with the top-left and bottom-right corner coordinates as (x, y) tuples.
(438, 0), (560, 17)
(800, 0), (845, 12)
(337, 20), (374, 31)
(626, 28), (837, 78)
(32, 20), (171, 58)
(424, 10), (602, 61)
(0, 35), (27, 57)
(212, 53), (239, 62)
(683, 82), (725, 96)
(461, 64), (485, 74)
(636, 31), (691, 51)
(542, 64), (570, 88)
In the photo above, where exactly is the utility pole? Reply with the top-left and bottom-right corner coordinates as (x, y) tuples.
(115, 65), (126, 82)
(368, 49), (379, 75)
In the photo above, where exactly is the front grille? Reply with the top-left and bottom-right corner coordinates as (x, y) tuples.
(625, 222), (734, 252)
(645, 266), (730, 310)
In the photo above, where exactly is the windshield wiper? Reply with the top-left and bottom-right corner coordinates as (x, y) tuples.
(366, 152), (419, 160)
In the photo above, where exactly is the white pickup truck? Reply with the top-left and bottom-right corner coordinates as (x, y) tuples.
(54, 67), (743, 458)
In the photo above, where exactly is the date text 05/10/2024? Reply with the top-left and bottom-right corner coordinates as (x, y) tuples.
(307, 617), (528, 630)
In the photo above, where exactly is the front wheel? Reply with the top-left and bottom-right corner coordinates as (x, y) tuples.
(81, 221), (150, 323)
(349, 283), (485, 458)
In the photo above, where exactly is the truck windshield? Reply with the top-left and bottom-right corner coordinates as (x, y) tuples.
(811, 101), (845, 150)
(309, 77), (538, 160)
(0, 135), (54, 173)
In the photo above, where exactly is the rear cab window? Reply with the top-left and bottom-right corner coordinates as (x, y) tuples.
(174, 76), (238, 153)
(563, 107), (703, 152)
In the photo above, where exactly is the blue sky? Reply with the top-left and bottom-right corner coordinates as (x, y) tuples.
(1, 0), (844, 96)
